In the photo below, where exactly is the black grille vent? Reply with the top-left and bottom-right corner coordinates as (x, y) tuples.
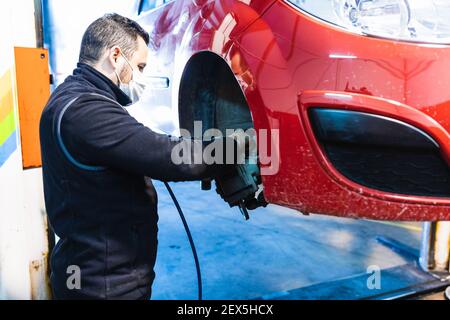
(309, 109), (450, 197)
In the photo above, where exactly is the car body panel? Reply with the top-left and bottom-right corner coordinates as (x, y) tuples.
(138, 0), (450, 221)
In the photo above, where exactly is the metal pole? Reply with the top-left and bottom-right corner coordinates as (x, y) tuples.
(34, 0), (44, 48)
(434, 222), (450, 272)
(419, 222), (450, 273)
(419, 222), (436, 271)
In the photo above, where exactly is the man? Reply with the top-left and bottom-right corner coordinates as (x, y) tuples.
(40, 14), (226, 300)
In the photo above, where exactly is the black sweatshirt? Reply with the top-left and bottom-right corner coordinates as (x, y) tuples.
(40, 63), (222, 299)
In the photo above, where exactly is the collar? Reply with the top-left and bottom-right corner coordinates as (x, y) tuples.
(73, 63), (132, 106)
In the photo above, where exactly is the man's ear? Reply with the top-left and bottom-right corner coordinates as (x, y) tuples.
(108, 46), (121, 69)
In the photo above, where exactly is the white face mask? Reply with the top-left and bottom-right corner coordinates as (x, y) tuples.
(115, 52), (147, 104)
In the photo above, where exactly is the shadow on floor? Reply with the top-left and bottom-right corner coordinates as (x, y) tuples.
(151, 181), (422, 300)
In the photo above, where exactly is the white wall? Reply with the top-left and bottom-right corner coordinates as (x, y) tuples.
(0, 0), (49, 300)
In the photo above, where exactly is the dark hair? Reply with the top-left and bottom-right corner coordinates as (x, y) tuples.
(79, 13), (150, 65)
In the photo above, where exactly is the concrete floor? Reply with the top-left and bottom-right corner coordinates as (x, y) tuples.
(151, 181), (422, 300)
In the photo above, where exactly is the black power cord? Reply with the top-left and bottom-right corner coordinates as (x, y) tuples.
(164, 182), (203, 301)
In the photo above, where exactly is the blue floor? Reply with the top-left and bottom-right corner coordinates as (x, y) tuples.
(151, 181), (422, 300)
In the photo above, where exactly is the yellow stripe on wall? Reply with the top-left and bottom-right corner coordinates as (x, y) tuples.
(0, 70), (14, 123)
(0, 68), (17, 146)
(0, 68), (18, 167)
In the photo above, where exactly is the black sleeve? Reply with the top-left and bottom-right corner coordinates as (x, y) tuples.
(61, 95), (225, 182)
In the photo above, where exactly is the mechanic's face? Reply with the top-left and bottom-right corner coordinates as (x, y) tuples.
(115, 36), (148, 84)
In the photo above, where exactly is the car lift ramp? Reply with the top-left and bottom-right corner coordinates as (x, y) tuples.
(257, 222), (450, 300)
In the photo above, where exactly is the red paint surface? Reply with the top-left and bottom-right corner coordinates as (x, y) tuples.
(140, 0), (450, 221)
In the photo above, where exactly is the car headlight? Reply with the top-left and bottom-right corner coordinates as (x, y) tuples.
(286, 0), (450, 44)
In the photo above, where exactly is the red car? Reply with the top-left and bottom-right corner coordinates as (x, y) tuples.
(137, 0), (450, 221)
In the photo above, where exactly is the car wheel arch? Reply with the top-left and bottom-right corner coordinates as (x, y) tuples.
(178, 50), (259, 137)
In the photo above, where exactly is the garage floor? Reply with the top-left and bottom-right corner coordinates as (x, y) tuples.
(151, 181), (424, 300)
